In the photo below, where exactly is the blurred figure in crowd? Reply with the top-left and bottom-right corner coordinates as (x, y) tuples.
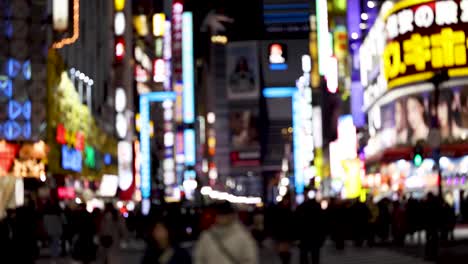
(424, 193), (441, 261)
(13, 205), (39, 263)
(328, 199), (346, 250)
(295, 196), (326, 264)
(391, 200), (407, 247)
(98, 203), (127, 264)
(250, 208), (265, 248)
(376, 198), (391, 244)
(194, 202), (258, 264)
(71, 204), (97, 264)
(367, 199), (379, 247)
(43, 201), (64, 258)
(141, 219), (191, 264)
(266, 195), (295, 264)
(350, 200), (370, 247)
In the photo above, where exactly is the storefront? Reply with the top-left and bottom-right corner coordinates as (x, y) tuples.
(360, 0), (468, 199)
(47, 50), (118, 201)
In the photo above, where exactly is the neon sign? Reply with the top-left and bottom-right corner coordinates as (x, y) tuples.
(56, 124), (85, 151)
(383, 0), (468, 88)
(8, 100), (31, 120)
(84, 146), (96, 169)
(61, 145), (82, 172)
(0, 76), (12, 98)
(182, 12), (195, 124)
(3, 121), (31, 140)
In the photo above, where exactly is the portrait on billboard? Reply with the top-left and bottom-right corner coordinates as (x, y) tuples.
(226, 42), (260, 100)
(406, 95), (429, 145)
(395, 99), (409, 145)
(432, 91), (468, 141)
(229, 111), (259, 148)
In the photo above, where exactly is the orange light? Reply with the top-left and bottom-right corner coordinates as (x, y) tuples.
(52, 0), (80, 49)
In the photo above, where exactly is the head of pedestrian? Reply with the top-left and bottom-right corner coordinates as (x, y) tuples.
(150, 219), (173, 249)
(213, 201), (236, 227)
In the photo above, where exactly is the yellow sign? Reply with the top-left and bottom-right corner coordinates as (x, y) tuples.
(383, 0), (468, 88)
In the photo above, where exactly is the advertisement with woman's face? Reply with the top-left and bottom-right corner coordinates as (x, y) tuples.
(378, 87), (468, 147)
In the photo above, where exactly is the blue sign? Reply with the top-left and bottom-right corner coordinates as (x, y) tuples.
(61, 145), (82, 172)
(104, 153), (112, 165)
(7, 59), (31, 80)
(0, 76), (12, 98)
(139, 91), (177, 200)
(182, 12), (195, 124)
(8, 100), (31, 120)
(2, 121), (31, 140)
(184, 129), (196, 166)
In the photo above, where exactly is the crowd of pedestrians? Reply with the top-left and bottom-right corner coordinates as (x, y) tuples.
(0, 191), (463, 264)
(0, 198), (129, 264)
(263, 192), (458, 264)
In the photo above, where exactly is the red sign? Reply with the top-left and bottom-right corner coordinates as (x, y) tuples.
(57, 187), (76, 199)
(0, 142), (19, 174)
(56, 124), (85, 150)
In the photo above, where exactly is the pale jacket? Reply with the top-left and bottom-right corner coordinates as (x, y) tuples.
(194, 221), (258, 264)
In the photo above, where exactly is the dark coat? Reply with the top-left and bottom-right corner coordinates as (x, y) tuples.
(141, 244), (192, 264)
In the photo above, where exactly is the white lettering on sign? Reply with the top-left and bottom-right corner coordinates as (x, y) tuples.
(461, 0), (468, 23)
(435, 0), (458, 26)
(398, 9), (414, 35)
(414, 5), (434, 28)
(386, 14), (399, 39)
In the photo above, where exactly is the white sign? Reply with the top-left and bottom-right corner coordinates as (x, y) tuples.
(53, 0), (69, 32)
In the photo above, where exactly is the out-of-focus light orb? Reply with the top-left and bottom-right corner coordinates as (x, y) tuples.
(367, 1), (375, 8)
(360, 23), (367, 30)
(207, 112), (216, 124)
(351, 32), (359, 40)
(114, 12), (126, 36)
(115, 88), (127, 112)
(361, 13), (369, 21)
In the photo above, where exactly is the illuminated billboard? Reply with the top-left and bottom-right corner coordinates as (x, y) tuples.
(382, 0), (468, 89)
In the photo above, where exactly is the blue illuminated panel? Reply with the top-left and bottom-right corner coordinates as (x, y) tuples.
(8, 100), (31, 120)
(0, 76), (12, 98)
(139, 91), (177, 199)
(61, 145), (82, 172)
(184, 129), (196, 166)
(292, 91), (304, 195)
(269, 63), (288, 71)
(182, 12), (195, 124)
(263, 87), (297, 98)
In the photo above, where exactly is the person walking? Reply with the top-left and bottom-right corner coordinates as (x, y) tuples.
(71, 204), (97, 264)
(141, 219), (191, 264)
(43, 201), (64, 258)
(194, 202), (258, 264)
(295, 197), (326, 264)
(265, 196), (295, 264)
(97, 203), (127, 264)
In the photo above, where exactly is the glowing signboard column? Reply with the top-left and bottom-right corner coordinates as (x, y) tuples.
(182, 12), (195, 124)
(139, 92), (177, 204)
(182, 12), (196, 178)
(316, 0), (332, 75)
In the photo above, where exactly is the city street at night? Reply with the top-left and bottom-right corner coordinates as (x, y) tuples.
(2, 0), (468, 264)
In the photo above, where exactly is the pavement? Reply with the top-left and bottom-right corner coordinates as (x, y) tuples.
(35, 227), (468, 264)
(36, 240), (435, 264)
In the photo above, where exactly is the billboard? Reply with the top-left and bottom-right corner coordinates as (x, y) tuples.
(226, 42), (260, 100)
(382, 0), (468, 89)
(368, 86), (468, 155)
(229, 110), (261, 166)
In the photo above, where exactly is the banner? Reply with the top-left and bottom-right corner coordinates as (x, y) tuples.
(226, 42), (260, 100)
